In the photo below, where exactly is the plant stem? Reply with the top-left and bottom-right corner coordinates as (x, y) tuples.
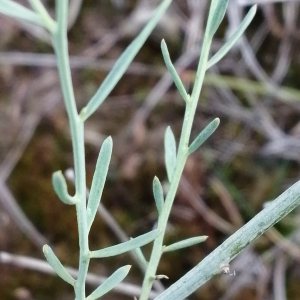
(54, 1), (89, 299)
(28, 0), (56, 32)
(155, 179), (300, 300)
(139, 29), (213, 300)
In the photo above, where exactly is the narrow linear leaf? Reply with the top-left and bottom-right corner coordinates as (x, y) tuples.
(207, 0), (230, 38)
(87, 136), (113, 232)
(188, 118), (220, 155)
(90, 229), (159, 258)
(207, 5), (257, 69)
(164, 126), (177, 182)
(43, 245), (76, 286)
(86, 265), (131, 300)
(52, 171), (78, 205)
(161, 39), (189, 102)
(79, 0), (172, 121)
(0, 0), (44, 27)
(133, 247), (148, 268)
(163, 236), (208, 253)
(153, 176), (164, 215)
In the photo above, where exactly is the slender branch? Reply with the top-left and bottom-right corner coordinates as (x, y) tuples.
(53, 1), (89, 299)
(28, 0), (56, 32)
(138, 24), (213, 300)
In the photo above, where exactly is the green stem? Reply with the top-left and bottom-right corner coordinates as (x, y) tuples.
(54, 1), (89, 299)
(28, 0), (56, 32)
(139, 30), (213, 300)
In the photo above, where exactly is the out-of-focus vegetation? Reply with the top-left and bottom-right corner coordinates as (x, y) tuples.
(1, 1), (300, 300)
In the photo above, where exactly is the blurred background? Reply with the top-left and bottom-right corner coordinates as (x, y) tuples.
(1, 0), (300, 299)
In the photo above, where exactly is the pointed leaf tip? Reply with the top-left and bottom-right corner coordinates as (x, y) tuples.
(87, 136), (113, 232)
(161, 39), (189, 102)
(153, 176), (164, 215)
(79, 0), (172, 121)
(188, 118), (220, 155)
(207, 5), (257, 69)
(163, 236), (208, 253)
(207, 0), (230, 38)
(43, 245), (75, 286)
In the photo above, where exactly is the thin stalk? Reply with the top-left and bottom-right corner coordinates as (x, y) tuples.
(28, 0), (56, 32)
(54, 1), (89, 299)
(139, 31), (213, 300)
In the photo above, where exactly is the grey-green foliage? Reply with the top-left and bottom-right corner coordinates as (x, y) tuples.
(155, 179), (300, 300)
(164, 126), (177, 182)
(3, 1), (300, 300)
(206, 5), (257, 69)
(138, 3), (259, 299)
(188, 118), (220, 155)
(90, 229), (160, 258)
(163, 236), (208, 253)
(0, 0), (171, 299)
(52, 170), (78, 205)
(43, 245), (76, 286)
(161, 39), (189, 103)
(86, 265), (131, 300)
(87, 136), (113, 232)
(153, 176), (164, 215)
(207, 0), (229, 38)
(79, 0), (172, 121)
(0, 0), (44, 26)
